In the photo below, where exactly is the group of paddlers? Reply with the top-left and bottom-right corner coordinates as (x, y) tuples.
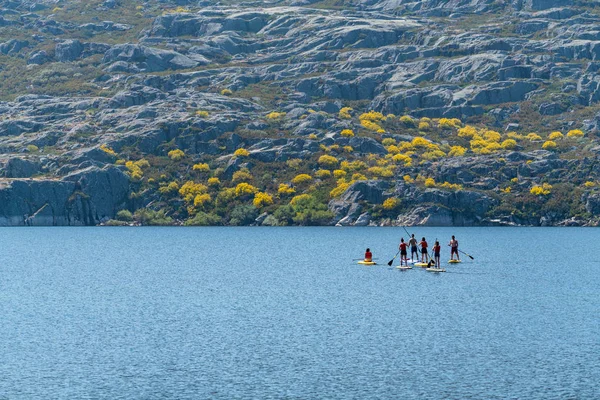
(364, 235), (460, 268)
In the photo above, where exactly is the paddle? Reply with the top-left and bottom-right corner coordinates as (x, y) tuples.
(448, 245), (475, 260)
(402, 226), (419, 261)
(458, 249), (475, 260)
(387, 251), (400, 266)
(428, 238), (437, 268)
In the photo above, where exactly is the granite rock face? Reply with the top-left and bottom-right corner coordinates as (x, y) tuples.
(0, 0), (599, 225)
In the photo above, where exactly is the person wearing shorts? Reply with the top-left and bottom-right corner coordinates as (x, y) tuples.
(399, 238), (408, 267)
(408, 234), (418, 261)
(449, 235), (460, 261)
(420, 237), (429, 263)
(433, 241), (441, 268)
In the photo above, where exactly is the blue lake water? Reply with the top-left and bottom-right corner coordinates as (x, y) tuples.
(0, 227), (599, 399)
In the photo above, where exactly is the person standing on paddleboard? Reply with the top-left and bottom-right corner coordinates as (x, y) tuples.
(365, 248), (373, 262)
(433, 241), (441, 268)
(449, 236), (460, 261)
(399, 238), (408, 267)
(420, 237), (429, 263)
(408, 234), (419, 262)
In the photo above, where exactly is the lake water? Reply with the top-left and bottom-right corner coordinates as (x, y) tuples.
(0, 227), (598, 399)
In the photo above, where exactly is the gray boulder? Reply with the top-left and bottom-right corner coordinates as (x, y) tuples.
(55, 39), (83, 62)
(103, 44), (201, 72)
(0, 39), (28, 55)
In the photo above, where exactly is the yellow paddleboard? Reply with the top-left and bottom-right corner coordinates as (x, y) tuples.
(448, 259), (462, 263)
(414, 262), (430, 267)
(358, 260), (377, 265)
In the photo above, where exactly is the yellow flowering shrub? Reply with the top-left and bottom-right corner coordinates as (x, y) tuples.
(220, 89), (233, 96)
(359, 111), (385, 121)
(318, 155), (339, 168)
(501, 139), (517, 150)
(333, 169), (347, 179)
(292, 174), (313, 185)
(584, 181), (596, 188)
(193, 193), (212, 208)
(360, 119), (384, 132)
(315, 169), (332, 179)
(425, 178), (436, 187)
(386, 145), (400, 154)
(399, 115), (415, 126)
(100, 144), (117, 156)
(207, 177), (220, 187)
(507, 132), (523, 140)
(439, 182), (463, 190)
(398, 141), (415, 152)
(193, 163), (210, 172)
(392, 153), (412, 166)
(419, 121), (431, 131)
(195, 110), (209, 118)
(343, 145), (353, 153)
(159, 181), (180, 195)
(253, 192), (274, 208)
(235, 183), (259, 197)
(168, 149), (185, 161)
(278, 183), (295, 195)
(548, 131), (563, 140)
(483, 130), (501, 142)
(567, 129), (584, 138)
(233, 148), (250, 157)
(368, 166), (394, 178)
(542, 140), (557, 150)
(179, 181), (208, 203)
(411, 137), (430, 148)
(526, 133), (542, 141)
(341, 160), (367, 172)
(339, 107), (353, 119)
(266, 111), (286, 120)
(458, 125), (478, 138)
(449, 146), (467, 157)
(403, 175), (414, 183)
(340, 129), (354, 137)
(530, 183), (552, 196)
(330, 181), (350, 198)
(421, 150), (446, 161)
(382, 198), (400, 210)
(232, 170), (253, 183)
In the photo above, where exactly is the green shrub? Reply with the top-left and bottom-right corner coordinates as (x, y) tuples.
(229, 205), (259, 226)
(133, 208), (173, 225)
(184, 212), (223, 226)
(116, 209), (133, 222)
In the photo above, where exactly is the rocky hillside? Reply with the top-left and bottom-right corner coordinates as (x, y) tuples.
(1, 0), (600, 226)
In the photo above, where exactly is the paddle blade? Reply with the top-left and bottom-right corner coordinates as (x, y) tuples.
(468, 255), (474, 260)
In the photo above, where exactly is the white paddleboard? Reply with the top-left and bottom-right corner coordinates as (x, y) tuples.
(426, 268), (446, 272)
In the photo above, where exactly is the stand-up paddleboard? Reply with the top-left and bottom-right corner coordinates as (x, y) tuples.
(396, 265), (413, 270)
(426, 267), (446, 272)
(414, 262), (431, 267)
(448, 259), (462, 264)
(358, 260), (377, 265)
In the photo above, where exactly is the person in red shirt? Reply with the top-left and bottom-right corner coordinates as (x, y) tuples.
(364, 248), (373, 262)
(398, 238), (408, 267)
(420, 237), (429, 263)
(433, 241), (441, 268)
